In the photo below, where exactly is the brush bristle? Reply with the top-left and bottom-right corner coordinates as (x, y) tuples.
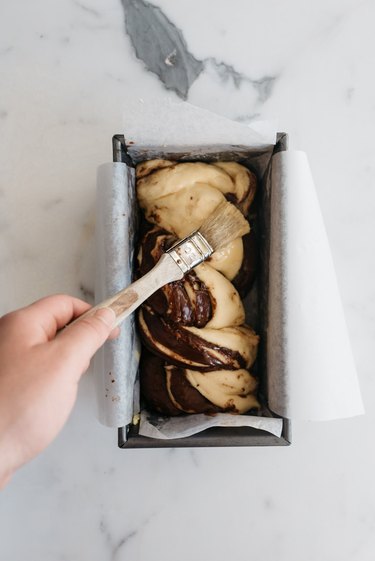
(198, 201), (250, 252)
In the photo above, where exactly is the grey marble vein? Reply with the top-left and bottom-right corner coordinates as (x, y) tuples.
(206, 57), (277, 101)
(252, 75), (277, 103)
(0, 46), (14, 55)
(122, 0), (203, 99)
(73, 0), (101, 18)
(189, 449), (199, 468)
(41, 197), (63, 210)
(235, 112), (262, 123)
(79, 282), (94, 301)
(346, 87), (355, 101)
(121, 0), (277, 104)
(112, 530), (138, 561)
(100, 516), (150, 561)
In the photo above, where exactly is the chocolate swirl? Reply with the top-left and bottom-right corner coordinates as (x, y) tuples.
(139, 304), (258, 372)
(140, 352), (259, 416)
(140, 352), (219, 416)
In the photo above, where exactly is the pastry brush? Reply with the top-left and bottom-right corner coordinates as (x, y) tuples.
(75, 200), (249, 328)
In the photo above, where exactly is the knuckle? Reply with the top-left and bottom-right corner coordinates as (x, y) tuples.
(78, 316), (107, 340)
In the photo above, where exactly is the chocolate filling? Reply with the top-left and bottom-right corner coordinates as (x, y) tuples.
(136, 160), (177, 180)
(223, 168), (257, 210)
(167, 366), (220, 415)
(231, 228), (258, 298)
(139, 305), (246, 371)
(140, 351), (181, 416)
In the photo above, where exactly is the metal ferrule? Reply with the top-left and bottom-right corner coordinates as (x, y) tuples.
(166, 231), (213, 274)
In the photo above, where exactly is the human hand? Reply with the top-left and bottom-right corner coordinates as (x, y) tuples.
(0, 295), (119, 488)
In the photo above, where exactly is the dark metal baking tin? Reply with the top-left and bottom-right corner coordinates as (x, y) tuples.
(111, 134), (291, 448)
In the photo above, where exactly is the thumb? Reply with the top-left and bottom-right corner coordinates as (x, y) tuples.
(56, 307), (117, 369)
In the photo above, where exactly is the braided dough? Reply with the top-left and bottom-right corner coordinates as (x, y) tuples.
(136, 159), (260, 415)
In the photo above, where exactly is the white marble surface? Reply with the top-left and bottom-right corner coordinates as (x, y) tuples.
(0, 1), (374, 559)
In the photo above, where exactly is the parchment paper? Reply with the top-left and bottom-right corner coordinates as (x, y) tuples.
(94, 163), (141, 427)
(268, 151), (364, 420)
(123, 97), (277, 149)
(139, 411), (283, 440)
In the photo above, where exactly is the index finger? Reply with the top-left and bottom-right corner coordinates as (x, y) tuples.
(21, 294), (92, 343)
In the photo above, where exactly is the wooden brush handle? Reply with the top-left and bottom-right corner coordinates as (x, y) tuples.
(75, 253), (184, 328)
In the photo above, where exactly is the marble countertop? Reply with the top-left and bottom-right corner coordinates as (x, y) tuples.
(1, 1), (374, 559)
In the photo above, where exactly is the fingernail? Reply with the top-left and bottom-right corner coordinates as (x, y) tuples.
(94, 307), (117, 328)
